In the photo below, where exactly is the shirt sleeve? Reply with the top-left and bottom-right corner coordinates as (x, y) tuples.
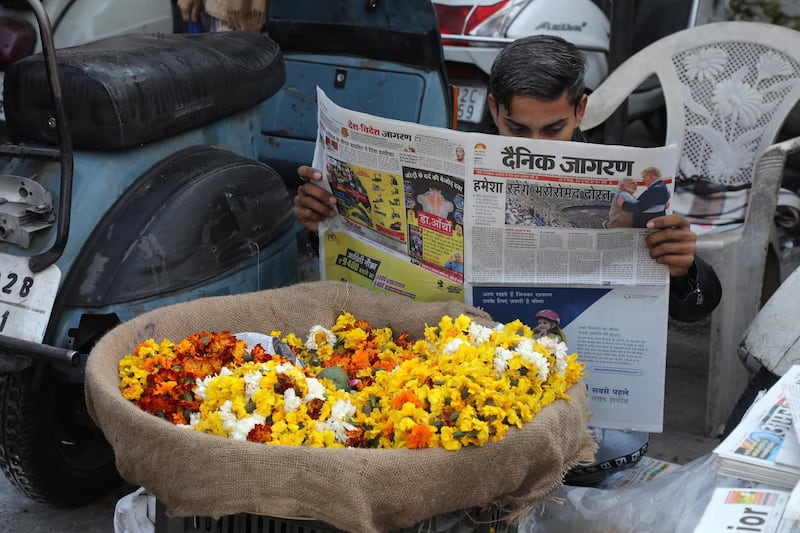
(668, 255), (722, 322)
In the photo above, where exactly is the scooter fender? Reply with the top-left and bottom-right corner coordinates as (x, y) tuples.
(51, 144), (294, 312)
(739, 266), (800, 376)
(3, 143), (295, 379)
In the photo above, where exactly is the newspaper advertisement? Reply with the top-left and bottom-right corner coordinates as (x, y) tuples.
(313, 87), (679, 431)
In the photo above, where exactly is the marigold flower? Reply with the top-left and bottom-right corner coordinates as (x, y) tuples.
(120, 313), (584, 450)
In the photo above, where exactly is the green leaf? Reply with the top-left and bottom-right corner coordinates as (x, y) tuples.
(317, 366), (351, 391)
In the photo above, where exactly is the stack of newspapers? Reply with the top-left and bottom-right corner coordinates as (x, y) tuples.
(713, 364), (800, 487)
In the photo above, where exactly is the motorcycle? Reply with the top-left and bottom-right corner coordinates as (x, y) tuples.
(432, 0), (704, 136)
(0, 0), (453, 507)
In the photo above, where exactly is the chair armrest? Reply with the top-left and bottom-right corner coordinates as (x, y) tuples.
(744, 135), (800, 237)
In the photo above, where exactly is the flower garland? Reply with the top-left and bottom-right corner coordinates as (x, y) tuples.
(119, 313), (584, 450)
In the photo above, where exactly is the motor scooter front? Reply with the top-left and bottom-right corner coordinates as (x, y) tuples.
(0, 0), (298, 506)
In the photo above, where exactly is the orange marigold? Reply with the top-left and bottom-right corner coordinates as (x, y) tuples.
(392, 390), (423, 410)
(406, 424), (433, 449)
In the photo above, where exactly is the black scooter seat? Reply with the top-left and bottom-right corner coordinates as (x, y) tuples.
(4, 31), (285, 150)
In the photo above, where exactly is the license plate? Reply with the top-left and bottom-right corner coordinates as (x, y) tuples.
(0, 253), (60, 343)
(456, 85), (487, 124)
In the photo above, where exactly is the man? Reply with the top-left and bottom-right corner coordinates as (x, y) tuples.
(617, 167), (669, 228)
(607, 177), (637, 228)
(293, 35), (721, 485)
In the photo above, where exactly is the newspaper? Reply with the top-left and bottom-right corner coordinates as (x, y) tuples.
(714, 365), (800, 488)
(595, 456), (678, 489)
(694, 486), (800, 533)
(313, 88), (679, 431)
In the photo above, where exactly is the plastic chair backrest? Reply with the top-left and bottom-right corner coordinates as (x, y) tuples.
(582, 21), (800, 228)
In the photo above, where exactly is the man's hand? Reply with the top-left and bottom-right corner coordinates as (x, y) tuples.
(645, 214), (697, 279)
(293, 166), (337, 233)
(177, 0), (203, 22)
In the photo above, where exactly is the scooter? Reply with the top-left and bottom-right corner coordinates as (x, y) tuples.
(0, 0), (454, 508)
(0, 0), (298, 506)
(432, 0), (703, 135)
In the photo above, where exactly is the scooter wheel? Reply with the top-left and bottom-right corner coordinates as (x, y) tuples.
(0, 366), (122, 506)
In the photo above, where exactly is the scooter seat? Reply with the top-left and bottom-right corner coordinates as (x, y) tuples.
(3, 31), (285, 150)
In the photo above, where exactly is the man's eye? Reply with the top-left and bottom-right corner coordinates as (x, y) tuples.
(544, 126), (564, 136)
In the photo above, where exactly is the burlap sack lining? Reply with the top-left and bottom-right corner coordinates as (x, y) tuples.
(85, 281), (596, 532)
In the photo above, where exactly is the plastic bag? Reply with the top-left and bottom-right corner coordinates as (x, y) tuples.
(521, 454), (749, 532)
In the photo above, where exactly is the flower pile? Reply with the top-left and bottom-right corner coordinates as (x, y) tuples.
(119, 313), (584, 450)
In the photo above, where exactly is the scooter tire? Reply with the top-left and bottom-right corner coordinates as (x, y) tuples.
(0, 367), (121, 506)
(721, 367), (779, 440)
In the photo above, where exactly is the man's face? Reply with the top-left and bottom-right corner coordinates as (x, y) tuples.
(621, 178), (636, 194)
(642, 172), (656, 186)
(488, 90), (587, 142)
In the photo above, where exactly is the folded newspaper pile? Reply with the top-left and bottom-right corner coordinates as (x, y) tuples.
(713, 364), (800, 487)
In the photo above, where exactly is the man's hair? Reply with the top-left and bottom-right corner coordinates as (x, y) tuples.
(642, 167), (662, 179)
(489, 35), (587, 111)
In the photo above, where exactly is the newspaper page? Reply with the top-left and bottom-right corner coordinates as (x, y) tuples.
(714, 365), (800, 488)
(465, 134), (677, 432)
(313, 87), (679, 431)
(694, 487), (796, 533)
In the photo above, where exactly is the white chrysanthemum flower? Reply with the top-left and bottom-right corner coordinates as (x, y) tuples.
(514, 337), (535, 358)
(536, 335), (559, 354)
(304, 377), (327, 403)
(275, 363), (295, 374)
(219, 400), (237, 433)
(305, 325), (336, 350)
(712, 79), (764, 128)
(443, 338), (465, 356)
(684, 47), (727, 81)
(757, 51), (793, 80)
(468, 322), (493, 345)
(243, 369), (264, 398)
(553, 344), (568, 375)
(494, 347), (513, 375)
(193, 373), (218, 400)
(283, 388), (302, 412)
(523, 351), (550, 382)
(187, 412), (202, 428)
(319, 399), (357, 443)
(230, 413), (266, 441)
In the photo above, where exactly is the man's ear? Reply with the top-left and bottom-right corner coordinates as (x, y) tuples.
(575, 93), (588, 125)
(488, 93), (498, 124)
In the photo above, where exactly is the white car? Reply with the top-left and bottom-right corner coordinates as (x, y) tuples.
(0, 0), (175, 121)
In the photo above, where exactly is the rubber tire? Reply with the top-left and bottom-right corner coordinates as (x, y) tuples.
(0, 367), (121, 506)
(721, 367), (780, 440)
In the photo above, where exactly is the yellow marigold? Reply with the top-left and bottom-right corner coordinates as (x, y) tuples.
(120, 313), (585, 450)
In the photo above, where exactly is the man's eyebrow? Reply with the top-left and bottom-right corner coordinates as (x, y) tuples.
(503, 116), (569, 129)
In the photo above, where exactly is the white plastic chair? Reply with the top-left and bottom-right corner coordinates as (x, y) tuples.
(582, 21), (800, 436)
